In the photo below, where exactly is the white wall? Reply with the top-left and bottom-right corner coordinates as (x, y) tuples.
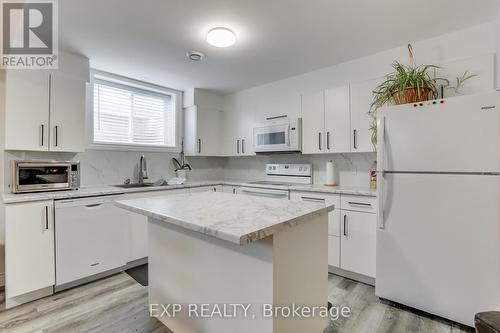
(222, 22), (497, 185)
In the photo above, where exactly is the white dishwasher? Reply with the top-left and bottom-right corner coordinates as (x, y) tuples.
(55, 195), (128, 287)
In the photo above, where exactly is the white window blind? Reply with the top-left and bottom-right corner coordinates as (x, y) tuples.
(93, 79), (176, 147)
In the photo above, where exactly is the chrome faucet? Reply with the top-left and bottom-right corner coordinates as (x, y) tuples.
(138, 155), (148, 184)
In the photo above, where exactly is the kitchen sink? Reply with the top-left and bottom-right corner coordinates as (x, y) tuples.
(112, 183), (156, 189)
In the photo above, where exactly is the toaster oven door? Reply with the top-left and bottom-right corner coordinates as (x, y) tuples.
(13, 162), (72, 193)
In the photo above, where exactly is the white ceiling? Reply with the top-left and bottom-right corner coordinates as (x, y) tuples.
(60, 0), (500, 94)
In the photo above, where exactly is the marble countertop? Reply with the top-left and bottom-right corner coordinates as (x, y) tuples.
(2, 180), (375, 204)
(116, 192), (334, 245)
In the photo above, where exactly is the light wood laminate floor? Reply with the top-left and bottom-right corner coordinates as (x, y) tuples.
(0, 273), (474, 333)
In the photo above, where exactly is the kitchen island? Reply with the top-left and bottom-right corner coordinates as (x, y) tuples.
(116, 192), (334, 333)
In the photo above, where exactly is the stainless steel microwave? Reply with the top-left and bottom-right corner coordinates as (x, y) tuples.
(253, 118), (302, 153)
(11, 161), (80, 193)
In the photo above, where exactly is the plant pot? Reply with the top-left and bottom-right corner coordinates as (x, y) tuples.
(176, 169), (188, 179)
(390, 87), (433, 105)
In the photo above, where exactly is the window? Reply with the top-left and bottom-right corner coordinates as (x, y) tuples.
(92, 74), (179, 149)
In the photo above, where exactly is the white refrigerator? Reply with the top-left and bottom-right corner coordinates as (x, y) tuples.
(376, 91), (500, 326)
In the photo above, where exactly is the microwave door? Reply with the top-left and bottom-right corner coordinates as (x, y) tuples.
(255, 125), (290, 151)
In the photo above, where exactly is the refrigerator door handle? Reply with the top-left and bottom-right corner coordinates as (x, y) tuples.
(377, 115), (386, 229)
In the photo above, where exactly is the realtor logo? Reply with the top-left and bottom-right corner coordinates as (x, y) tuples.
(1, 0), (58, 69)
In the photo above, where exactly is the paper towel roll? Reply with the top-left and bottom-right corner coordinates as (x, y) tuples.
(326, 160), (336, 186)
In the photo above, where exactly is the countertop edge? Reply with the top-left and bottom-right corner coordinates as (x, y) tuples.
(2, 180), (375, 204)
(116, 199), (335, 246)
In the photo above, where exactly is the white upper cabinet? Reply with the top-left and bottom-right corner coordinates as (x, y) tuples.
(220, 99), (256, 157)
(50, 75), (87, 152)
(184, 106), (222, 156)
(350, 77), (383, 153)
(5, 70), (50, 151)
(4, 53), (89, 152)
(324, 85), (351, 153)
(302, 85), (350, 154)
(301, 90), (325, 154)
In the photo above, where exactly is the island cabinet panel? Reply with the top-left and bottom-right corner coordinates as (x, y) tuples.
(5, 201), (55, 301)
(147, 211), (328, 333)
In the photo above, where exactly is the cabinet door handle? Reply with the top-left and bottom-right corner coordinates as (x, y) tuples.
(40, 124), (45, 146)
(85, 203), (103, 208)
(198, 139), (202, 153)
(44, 206), (49, 230)
(343, 214), (348, 237)
(326, 131), (331, 150)
(54, 126), (59, 147)
(301, 196), (325, 203)
(241, 139), (245, 154)
(213, 187), (217, 192)
(353, 129), (358, 149)
(318, 132), (322, 151)
(266, 115), (288, 121)
(348, 201), (372, 207)
(237, 140), (240, 154)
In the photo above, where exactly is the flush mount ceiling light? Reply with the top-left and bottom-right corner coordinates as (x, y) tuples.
(187, 51), (205, 61)
(206, 27), (236, 48)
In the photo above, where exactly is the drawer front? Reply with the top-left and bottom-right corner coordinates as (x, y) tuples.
(341, 195), (377, 213)
(328, 236), (340, 268)
(291, 192), (341, 236)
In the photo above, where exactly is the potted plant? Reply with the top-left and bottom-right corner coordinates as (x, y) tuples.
(368, 44), (451, 149)
(172, 157), (191, 179)
(172, 140), (191, 179)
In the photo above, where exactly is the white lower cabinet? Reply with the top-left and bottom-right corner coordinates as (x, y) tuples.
(290, 192), (341, 268)
(189, 185), (223, 193)
(124, 188), (189, 263)
(290, 191), (377, 278)
(55, 196), (129, 286)
(5, 200), (55, 299)
(340, 207), (377, 278)
(222, 185), (242, 194)
(328, 236), (340, 267)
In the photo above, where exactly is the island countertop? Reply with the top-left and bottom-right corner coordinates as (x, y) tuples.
(116, 192), (334, 245)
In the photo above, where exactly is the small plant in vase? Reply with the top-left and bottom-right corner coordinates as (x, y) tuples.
(172, 157), (191, 179)
(172, 151), (191, 180)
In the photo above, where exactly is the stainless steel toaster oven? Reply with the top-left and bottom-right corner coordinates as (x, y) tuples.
(11, 160), (80, 193)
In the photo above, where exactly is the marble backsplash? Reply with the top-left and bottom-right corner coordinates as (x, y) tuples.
(2, 150), (375, 192)
(2, 150), (225, 191)
(220, 153), (376, 188)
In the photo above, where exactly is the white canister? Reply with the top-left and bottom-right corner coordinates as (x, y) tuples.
(326, 160), (337, 186)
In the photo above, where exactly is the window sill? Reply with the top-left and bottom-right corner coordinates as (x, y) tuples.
(86, 142), (182, 153)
